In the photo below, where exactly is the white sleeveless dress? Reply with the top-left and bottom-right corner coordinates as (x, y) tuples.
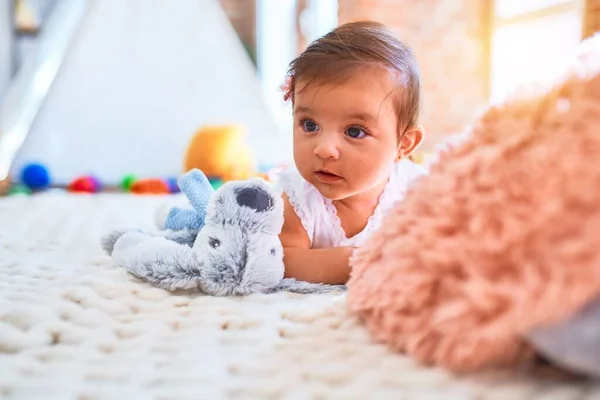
(274, 158), (427, 248)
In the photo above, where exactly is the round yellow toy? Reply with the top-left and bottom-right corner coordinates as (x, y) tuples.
(184, 125), (256, 181)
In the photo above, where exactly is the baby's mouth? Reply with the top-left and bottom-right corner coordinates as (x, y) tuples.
(315, 169), (342, 183)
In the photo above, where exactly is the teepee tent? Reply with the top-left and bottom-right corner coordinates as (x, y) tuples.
(2, 0), (287, 185)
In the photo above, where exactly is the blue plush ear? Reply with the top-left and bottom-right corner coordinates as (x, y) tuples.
(162, 169), (215, 233)
(178, 169), (215, 215)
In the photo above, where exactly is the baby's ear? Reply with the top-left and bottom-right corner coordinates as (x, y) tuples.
(398, 125), (425, 160)
(178, 169), (215, 212)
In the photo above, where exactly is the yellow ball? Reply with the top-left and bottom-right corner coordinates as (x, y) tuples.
(184, 124), (256, 180)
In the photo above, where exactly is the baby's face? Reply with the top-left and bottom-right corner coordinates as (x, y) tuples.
(292, 67), (401, 201)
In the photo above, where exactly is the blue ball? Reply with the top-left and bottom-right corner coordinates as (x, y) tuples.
(20, 163), (51, 190)
(89, 175), (103, 191)
(165, 177), (180, 194)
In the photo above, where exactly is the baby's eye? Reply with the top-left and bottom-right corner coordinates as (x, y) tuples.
(301, 119), (319, 133)
(345, 126), (367, 139)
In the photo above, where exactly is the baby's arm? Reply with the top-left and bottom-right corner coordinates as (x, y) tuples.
(279, 193), (354, 285)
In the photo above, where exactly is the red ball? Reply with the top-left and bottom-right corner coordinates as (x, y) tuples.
(68, 176), (98, 193)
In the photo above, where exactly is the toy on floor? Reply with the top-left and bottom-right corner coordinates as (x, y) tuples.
(165, 177), (181, 194)
(120, 174), (137, 191)
(68, 175), (101, 193)
(184, 124), (256, 182)
(8, 184), (31, 195)
(119, 175), (180, 194)
(101, 169), (340, 296)
(20, 162), (50, 190)
(1, 176), (31, 196)
(347, 33), (600, 378)
(0, 177), (11, 196)
(2, 163), (182, 195)
(130, 178), (171, 194)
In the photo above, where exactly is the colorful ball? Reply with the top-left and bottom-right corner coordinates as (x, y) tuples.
(165, 177), (180, 194)
(89, 175), (103, 191)
(184, 125), (256, 180)
(120, 174), (136, 191)
(209, 178), (224, 190)
(0, 177), (11, 196)
(68, 176), (98, 193)
(8, 184), (32, 196)
(131, 179), (170, 194)
(20, 163), (50, 190)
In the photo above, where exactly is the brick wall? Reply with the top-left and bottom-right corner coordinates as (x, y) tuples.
(584, 0), (600, 38)
(338, 0), (491, 149)
(219, 0), (256, 62)
(216, 1), (598, 147)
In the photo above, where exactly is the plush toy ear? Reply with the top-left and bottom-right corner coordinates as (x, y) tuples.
(235, 186), (273, 213)
(206, 178), (283, 234)
(178, 169), (215, 214)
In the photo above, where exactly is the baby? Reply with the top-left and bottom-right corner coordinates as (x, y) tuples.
(157, 21), (426, 286)
(276, 21), (426, 285)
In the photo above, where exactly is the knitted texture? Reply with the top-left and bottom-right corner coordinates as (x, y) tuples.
(7, 193), (600, 397)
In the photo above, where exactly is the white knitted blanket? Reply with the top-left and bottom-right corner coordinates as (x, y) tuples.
(1, 193), (598, 399)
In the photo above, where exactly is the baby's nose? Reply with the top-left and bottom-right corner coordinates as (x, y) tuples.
(314, 138), (340, 160)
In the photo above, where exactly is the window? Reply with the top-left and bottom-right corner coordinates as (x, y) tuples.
(256, 0), (338, 159)
(491, 0), (584, 102)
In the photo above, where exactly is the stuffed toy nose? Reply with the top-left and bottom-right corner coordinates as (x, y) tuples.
(235, 187), (273, 213)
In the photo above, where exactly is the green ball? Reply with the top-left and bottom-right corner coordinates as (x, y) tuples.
(121, 174), (136, 191)
(8, 184), (31, 196)
(209, 179), (224, 190)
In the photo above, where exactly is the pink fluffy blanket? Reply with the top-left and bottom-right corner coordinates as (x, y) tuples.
(347, 33), (600, 372)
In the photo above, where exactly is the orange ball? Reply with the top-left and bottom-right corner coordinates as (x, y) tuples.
(130, 179), (170, 194)
(0, 177), (11, 196)
(184, 124), (255, 181)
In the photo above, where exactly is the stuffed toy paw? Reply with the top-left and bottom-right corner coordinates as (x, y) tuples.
(111, 232), (204, 292)
(102, 169), (342, 296)
(102, 228), (197, 256)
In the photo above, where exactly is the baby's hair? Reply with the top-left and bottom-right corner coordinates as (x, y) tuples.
(283, 21), (421, 138)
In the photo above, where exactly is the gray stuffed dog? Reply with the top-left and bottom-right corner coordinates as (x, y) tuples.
(101, 169), (342, 296)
